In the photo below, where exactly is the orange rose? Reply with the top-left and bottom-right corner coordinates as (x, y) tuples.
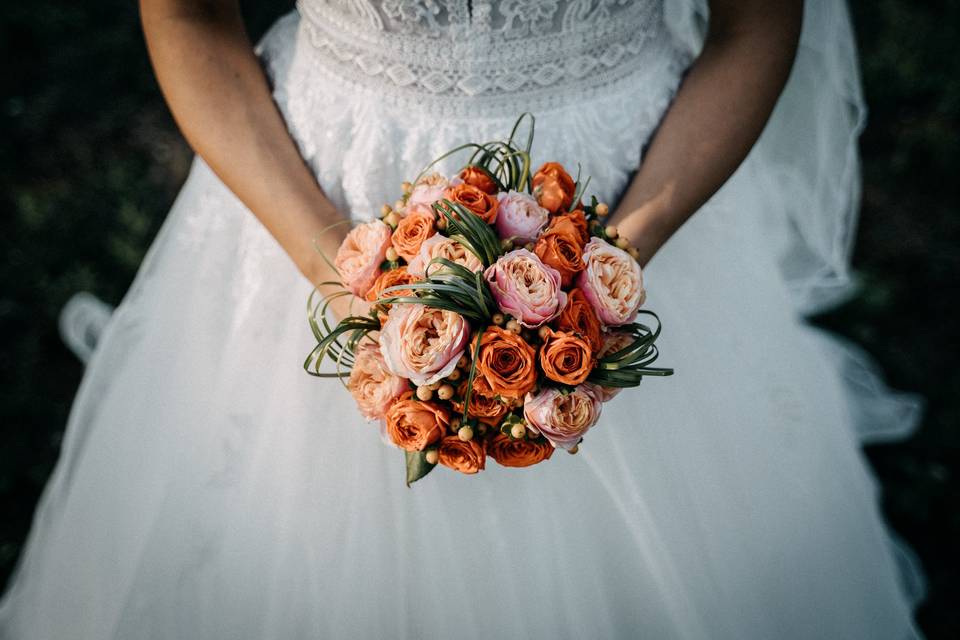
(444, 183), (499, 224)
(472, 326), (537, 400)
(532, 162), (575, 213)
(438, 435), (486, 474)
(391, 207), (436, 262)
(452, 377), (511, 426)
(534, 215), (584, 286)
(487, 433), (554, 468)
(539, 327), (593, 386)
(552, 209), (589, 245)
(365, 266), (419, 304)
(459, 165), (498, 194)
(384, 391), (450, 452)
(555, 287), (602, 352)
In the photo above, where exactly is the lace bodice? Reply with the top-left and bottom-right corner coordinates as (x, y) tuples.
(296, 0), (677, 116)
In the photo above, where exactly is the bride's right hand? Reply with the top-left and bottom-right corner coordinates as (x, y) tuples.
(142, 0), (348, 298)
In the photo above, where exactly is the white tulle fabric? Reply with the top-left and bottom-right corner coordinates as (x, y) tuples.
(1, 2), (923, 638)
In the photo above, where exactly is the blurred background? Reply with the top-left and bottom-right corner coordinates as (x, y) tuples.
(1, 1), (957, 636)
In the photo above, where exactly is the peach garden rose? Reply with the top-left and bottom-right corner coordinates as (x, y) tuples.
(494, 190), (549, 243)
(523, 383), (603, 451)
(334, 219), (392, 298)
(577, 237), (646, 326)
(484, 249), (567, 328)
(407, 234), (484, 277)
(380, 303), (471, 386)
(347, 342), (408, 420)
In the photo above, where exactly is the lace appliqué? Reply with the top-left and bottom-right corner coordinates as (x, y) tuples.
(296, 0), (668, 117)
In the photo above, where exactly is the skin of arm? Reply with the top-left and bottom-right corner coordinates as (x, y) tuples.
(140, 0), (366, 318)
(610, 0), (804, 266)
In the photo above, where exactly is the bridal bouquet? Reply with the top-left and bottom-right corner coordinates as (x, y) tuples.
(305, 115), (672, 485)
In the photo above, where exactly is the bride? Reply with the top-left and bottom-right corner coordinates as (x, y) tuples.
(0, 0), (924, 638)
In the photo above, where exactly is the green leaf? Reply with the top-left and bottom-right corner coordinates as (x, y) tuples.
(405, 450), (437, 487)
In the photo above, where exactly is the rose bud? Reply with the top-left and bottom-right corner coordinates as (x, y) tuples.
(532, 162), (575, 213)
(534, 215), (586, 287)
(459, 165), (498, 194)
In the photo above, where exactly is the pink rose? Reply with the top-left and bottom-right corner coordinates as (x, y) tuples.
(347, 342), (408, 420)
(407, 234), (483, 277)
(380, 304), (471, 386)
(523, 384), (603, 450)
(406, 173), (450, 208)
(334, 220), (392, 298)
(577, 238), (646, 326)
(494, 191), (549, 243)
(484, 249), (567, 328)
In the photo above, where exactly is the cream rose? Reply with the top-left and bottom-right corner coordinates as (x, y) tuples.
(577, 237), (646, 326)
(334, 220), (392, 298)
(347, 342), (408, 420)
(379, 303), (471, 386)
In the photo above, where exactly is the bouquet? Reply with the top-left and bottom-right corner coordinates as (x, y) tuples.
(305, 115), (672, 485)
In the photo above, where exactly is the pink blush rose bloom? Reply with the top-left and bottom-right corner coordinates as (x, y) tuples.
(347, 342), (408, 420)
(494, 190), (549, 243)
(379, 303), (471, 386)
(334, 220), (392, 298)
(484, 249), (567, 328)
(523, 384), (603, 450)
(577, 237), (646, 326)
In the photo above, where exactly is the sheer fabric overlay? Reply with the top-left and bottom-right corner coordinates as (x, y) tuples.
(0, 2), (922, 638)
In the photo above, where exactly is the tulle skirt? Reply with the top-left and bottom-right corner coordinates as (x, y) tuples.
(0, 11), (923, 639)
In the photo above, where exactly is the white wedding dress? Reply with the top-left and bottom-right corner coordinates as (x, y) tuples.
(0, 1), (926, 638)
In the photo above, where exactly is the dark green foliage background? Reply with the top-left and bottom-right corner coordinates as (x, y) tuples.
(1, 1), (957, 636)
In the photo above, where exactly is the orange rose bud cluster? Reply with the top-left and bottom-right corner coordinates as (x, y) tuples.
(313, 124), (670, 485)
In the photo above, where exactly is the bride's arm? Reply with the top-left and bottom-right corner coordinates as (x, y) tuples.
(610, 0), (803, 266)
(140, 0), (356, 311)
